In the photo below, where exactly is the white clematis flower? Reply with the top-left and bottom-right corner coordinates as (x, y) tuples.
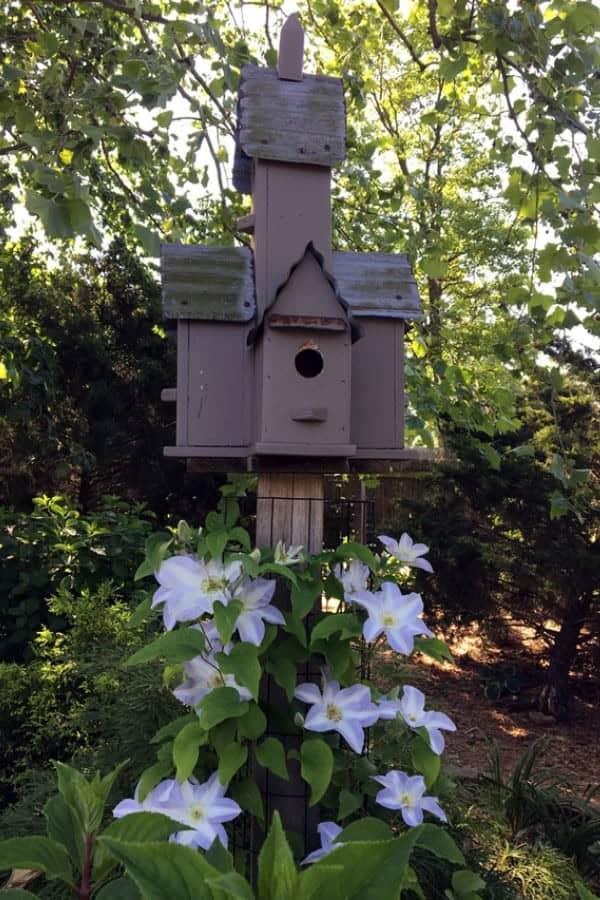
(398, 685), (456, 754)
(294, 677), (380, 754)
(373, 770), (446, 827)
(152, 556), (242, 630)
(353, 581), (433, 654)
(231, 577), (285, 646)
(333, 559), (369, 603)
(274, 540), (304, 565)
(114, 773), (241, 849)
(378, 533), (433, 573)
(301, 821), (344, 865)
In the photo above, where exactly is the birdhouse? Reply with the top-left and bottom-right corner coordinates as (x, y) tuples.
(161, 15), (423, 469)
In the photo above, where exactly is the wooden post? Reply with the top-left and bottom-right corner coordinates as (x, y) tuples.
(251, 472), (324, 866)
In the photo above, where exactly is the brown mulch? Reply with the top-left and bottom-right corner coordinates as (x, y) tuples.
(375, 618), (600, 802)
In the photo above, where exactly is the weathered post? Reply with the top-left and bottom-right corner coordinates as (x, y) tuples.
(159, 9), (426, 864)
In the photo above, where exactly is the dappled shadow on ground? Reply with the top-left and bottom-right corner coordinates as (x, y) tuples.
(373, 617), (600, 801)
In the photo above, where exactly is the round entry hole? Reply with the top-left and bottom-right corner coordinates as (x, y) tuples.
(295, 347), (323, 379)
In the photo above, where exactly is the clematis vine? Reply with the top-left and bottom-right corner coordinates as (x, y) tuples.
(373, 770), (446, 827)
(172, 651), (252, 710)
(379, 533), (433, 573)
(294, 677), (380, 754)
(152, 555), (242, 630)
(396, 685), (456, 754)
(114, 773), (241, 849)
(231, 576), (285, 645)
(333, 559), (370, 603)
(353, 581), (433, 654)
(301, 821), (344, 865)
(274, 540), (304, 565)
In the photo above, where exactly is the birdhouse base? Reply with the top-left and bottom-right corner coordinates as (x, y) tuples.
(252, 441), (357, 456)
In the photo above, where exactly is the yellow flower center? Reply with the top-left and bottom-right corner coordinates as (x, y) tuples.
(190, 804), (206, 822)
(326, 703), (343, 722)
(209, 672), (222, 688)
(400, 793), (412, 807)
(382, 613), (397, 627)
(202, 576), (227, 593)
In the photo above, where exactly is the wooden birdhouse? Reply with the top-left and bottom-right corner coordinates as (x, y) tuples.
(161, 14), (423, 469)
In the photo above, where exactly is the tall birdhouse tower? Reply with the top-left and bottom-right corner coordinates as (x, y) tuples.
(161, 14), (422, 468)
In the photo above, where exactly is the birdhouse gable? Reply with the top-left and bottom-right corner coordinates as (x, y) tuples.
(268, 242), (349, 328)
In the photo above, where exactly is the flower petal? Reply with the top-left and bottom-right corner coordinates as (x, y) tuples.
(336, 718), (366, 754)
(420, 796), (447, 822)
(236, 611), (265, 646)
(295, 683), (323, 704)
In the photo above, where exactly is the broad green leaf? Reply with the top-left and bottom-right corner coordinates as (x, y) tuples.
(317, 837), (414, 899)
(126, 628), (206, 666)
(173, 720), (207, 782)
(25, 190), (74, 239)
(334, 542), (378, 572)
(129, 595), (152, 626)
(291, 580), (321, 619)
(95, 877), (141, 899)
(415, 823), (465, 864)
(413, 637), (453, 663)
(257, 811), (298, 900)
(0, 837), (73, 885)
(266, 654), (297, 701)
(137, 758), (173, 802)
(451, 869), (486, 895)
(338, 818), (393, 842)
(205, 837), (234, 873)
(300, 739), (333, 805)
(255, 737), (289, 780)
(94, 813), (186, 880)
(134, 225), (160, 257)
(575, 882), (600, 900)
(216, 642), (261, 700)
(44, 794), (84, 874)
(150, 714), (196, 745)
(213, 600), (243, 645)
(197, 687), (249, 731)
(258, 563), (298, 585)
(231, 778), (264, 823)
(237, 703), (267, 740)
(98, 838), (219, 900)
(206, 530), (228, 561)
(412, 735), (441, 788)
(0, 891), (40, 899)
(297, 864), (344, 900)
(420, 254), (448, 278)
(218, 742), (248, 784)
(207, 871), (255, 900)
(310, 613), (362, 645)
(337, 789), (363, 820)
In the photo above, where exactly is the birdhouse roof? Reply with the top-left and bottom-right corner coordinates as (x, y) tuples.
(333, 251), (422, 319)
(161, 244), (255, 321)
(233, 63), (346, 194)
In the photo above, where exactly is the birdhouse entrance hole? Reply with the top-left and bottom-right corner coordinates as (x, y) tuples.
(295, 345), (323, 378)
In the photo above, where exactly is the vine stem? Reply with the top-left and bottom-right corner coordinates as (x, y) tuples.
(79, 833), (95, 900)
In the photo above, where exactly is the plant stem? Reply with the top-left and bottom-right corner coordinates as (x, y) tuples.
(79, 833), (95, 900)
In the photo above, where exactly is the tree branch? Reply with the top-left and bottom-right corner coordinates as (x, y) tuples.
(0, 142), (30, 156)
(375, 0), (428, 71)
(428, 0), (442, 49)
(43, 0), (171, 24)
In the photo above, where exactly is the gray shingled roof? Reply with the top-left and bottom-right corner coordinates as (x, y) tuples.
(233, 64), (345, 193)
(161, 244), (255, 321)
(333, 251), (422, 319)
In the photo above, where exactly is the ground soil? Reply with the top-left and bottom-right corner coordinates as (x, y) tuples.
(375, 616), (600, 803)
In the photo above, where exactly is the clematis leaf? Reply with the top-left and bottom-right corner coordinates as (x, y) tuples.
(411, 735), (440, 788)
(231, 778), (264, 823)
(197, 687), (249, 731)
(255, 737), (289, 781)
(214, 600), (243, 645)
(415, 824), (464, 864)
(217, 643), (261, 701)
(173, 720), (207, 782)
(300, 739), (333, 805)
(126, 628), (206, 666)
(217, 742), (248, 785)
(310, 613), (362, 645)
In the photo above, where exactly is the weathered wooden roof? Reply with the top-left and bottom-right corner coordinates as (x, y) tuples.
(232, 64), (345, 192)
(161, 244), (255, 321)
(333, 251), (422, 319)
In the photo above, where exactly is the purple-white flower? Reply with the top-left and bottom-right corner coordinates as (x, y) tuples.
(173, 654), (252, 710)
(274, 540), (304, 565)
(353, 582), (433, 654)
(152, 556), (242, 630)
(301, 821), (344, 865)
(397, 685), (456, 754)
(231, 577), (285, 645)
(294, 677), (380, 754)
(373, 770), (446, 827)
(333, 559), (369, 603)
(379, 533), (433, 573)
(114, 773), (241, 849)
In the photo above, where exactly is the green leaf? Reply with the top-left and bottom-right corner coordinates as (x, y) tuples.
(266, 654), (297, 701)
(575, 882), (600, 900)
(129, 595), (152, 626)
(412, 735), (441, 788)
(255, 737), (289, 780)
(258, 563), (298, 585)
(25, 190), (74, 239)
(98, 838), (219, 900)
(126, 628), (206, 666)
(338, 818), (393, 842)
(337, 789), (363, 820)
(95, 877), (141, 899)
(0, 891), (40, 899)
(237, 703), (267, 740)
(415, 824), (464, 864)
(230, 778), (264, 823)
(216, 642), (261, 701)
(205, 838), (234, 873)
(214, 600), (242, 645)
(257, 811), (298, 900)
(451, 869), (486, 895)
(173, 720), (207, 782)
(197, 687), (249, 731)
(291, 580), (322, 619)
(334, 542), (378, 572)
(420, 254), (448, 278)
(218, 742), (248, 784)
(310, 613), (361, 645)
(207, 871), (255, 900)
(413, 637), (453, 663)
(284, 610), (307, 647)
(319, 836), (416, 899)
(137, 759), (173, 802)
(94, 813), (186, 880)
(44, 794), (83, 874)
(300, 739), (333, 805)
(134, 224), (160, 257)
(0, 837), (73, 885)
(150, 714), (196, 745)
(297, 865), (344, 900)
(206, 530), (228, 562)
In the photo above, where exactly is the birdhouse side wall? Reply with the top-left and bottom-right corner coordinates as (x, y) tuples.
(180, 322), (253, 448)
(351, 318), (405, 451)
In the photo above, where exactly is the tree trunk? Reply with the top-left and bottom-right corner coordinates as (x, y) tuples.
(538, 593), (591, 721)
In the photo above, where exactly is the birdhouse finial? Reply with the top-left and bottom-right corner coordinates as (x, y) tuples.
(277, 13), (304, 81)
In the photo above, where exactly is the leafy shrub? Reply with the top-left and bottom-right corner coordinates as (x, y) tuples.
(0, 494), (154, 659)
